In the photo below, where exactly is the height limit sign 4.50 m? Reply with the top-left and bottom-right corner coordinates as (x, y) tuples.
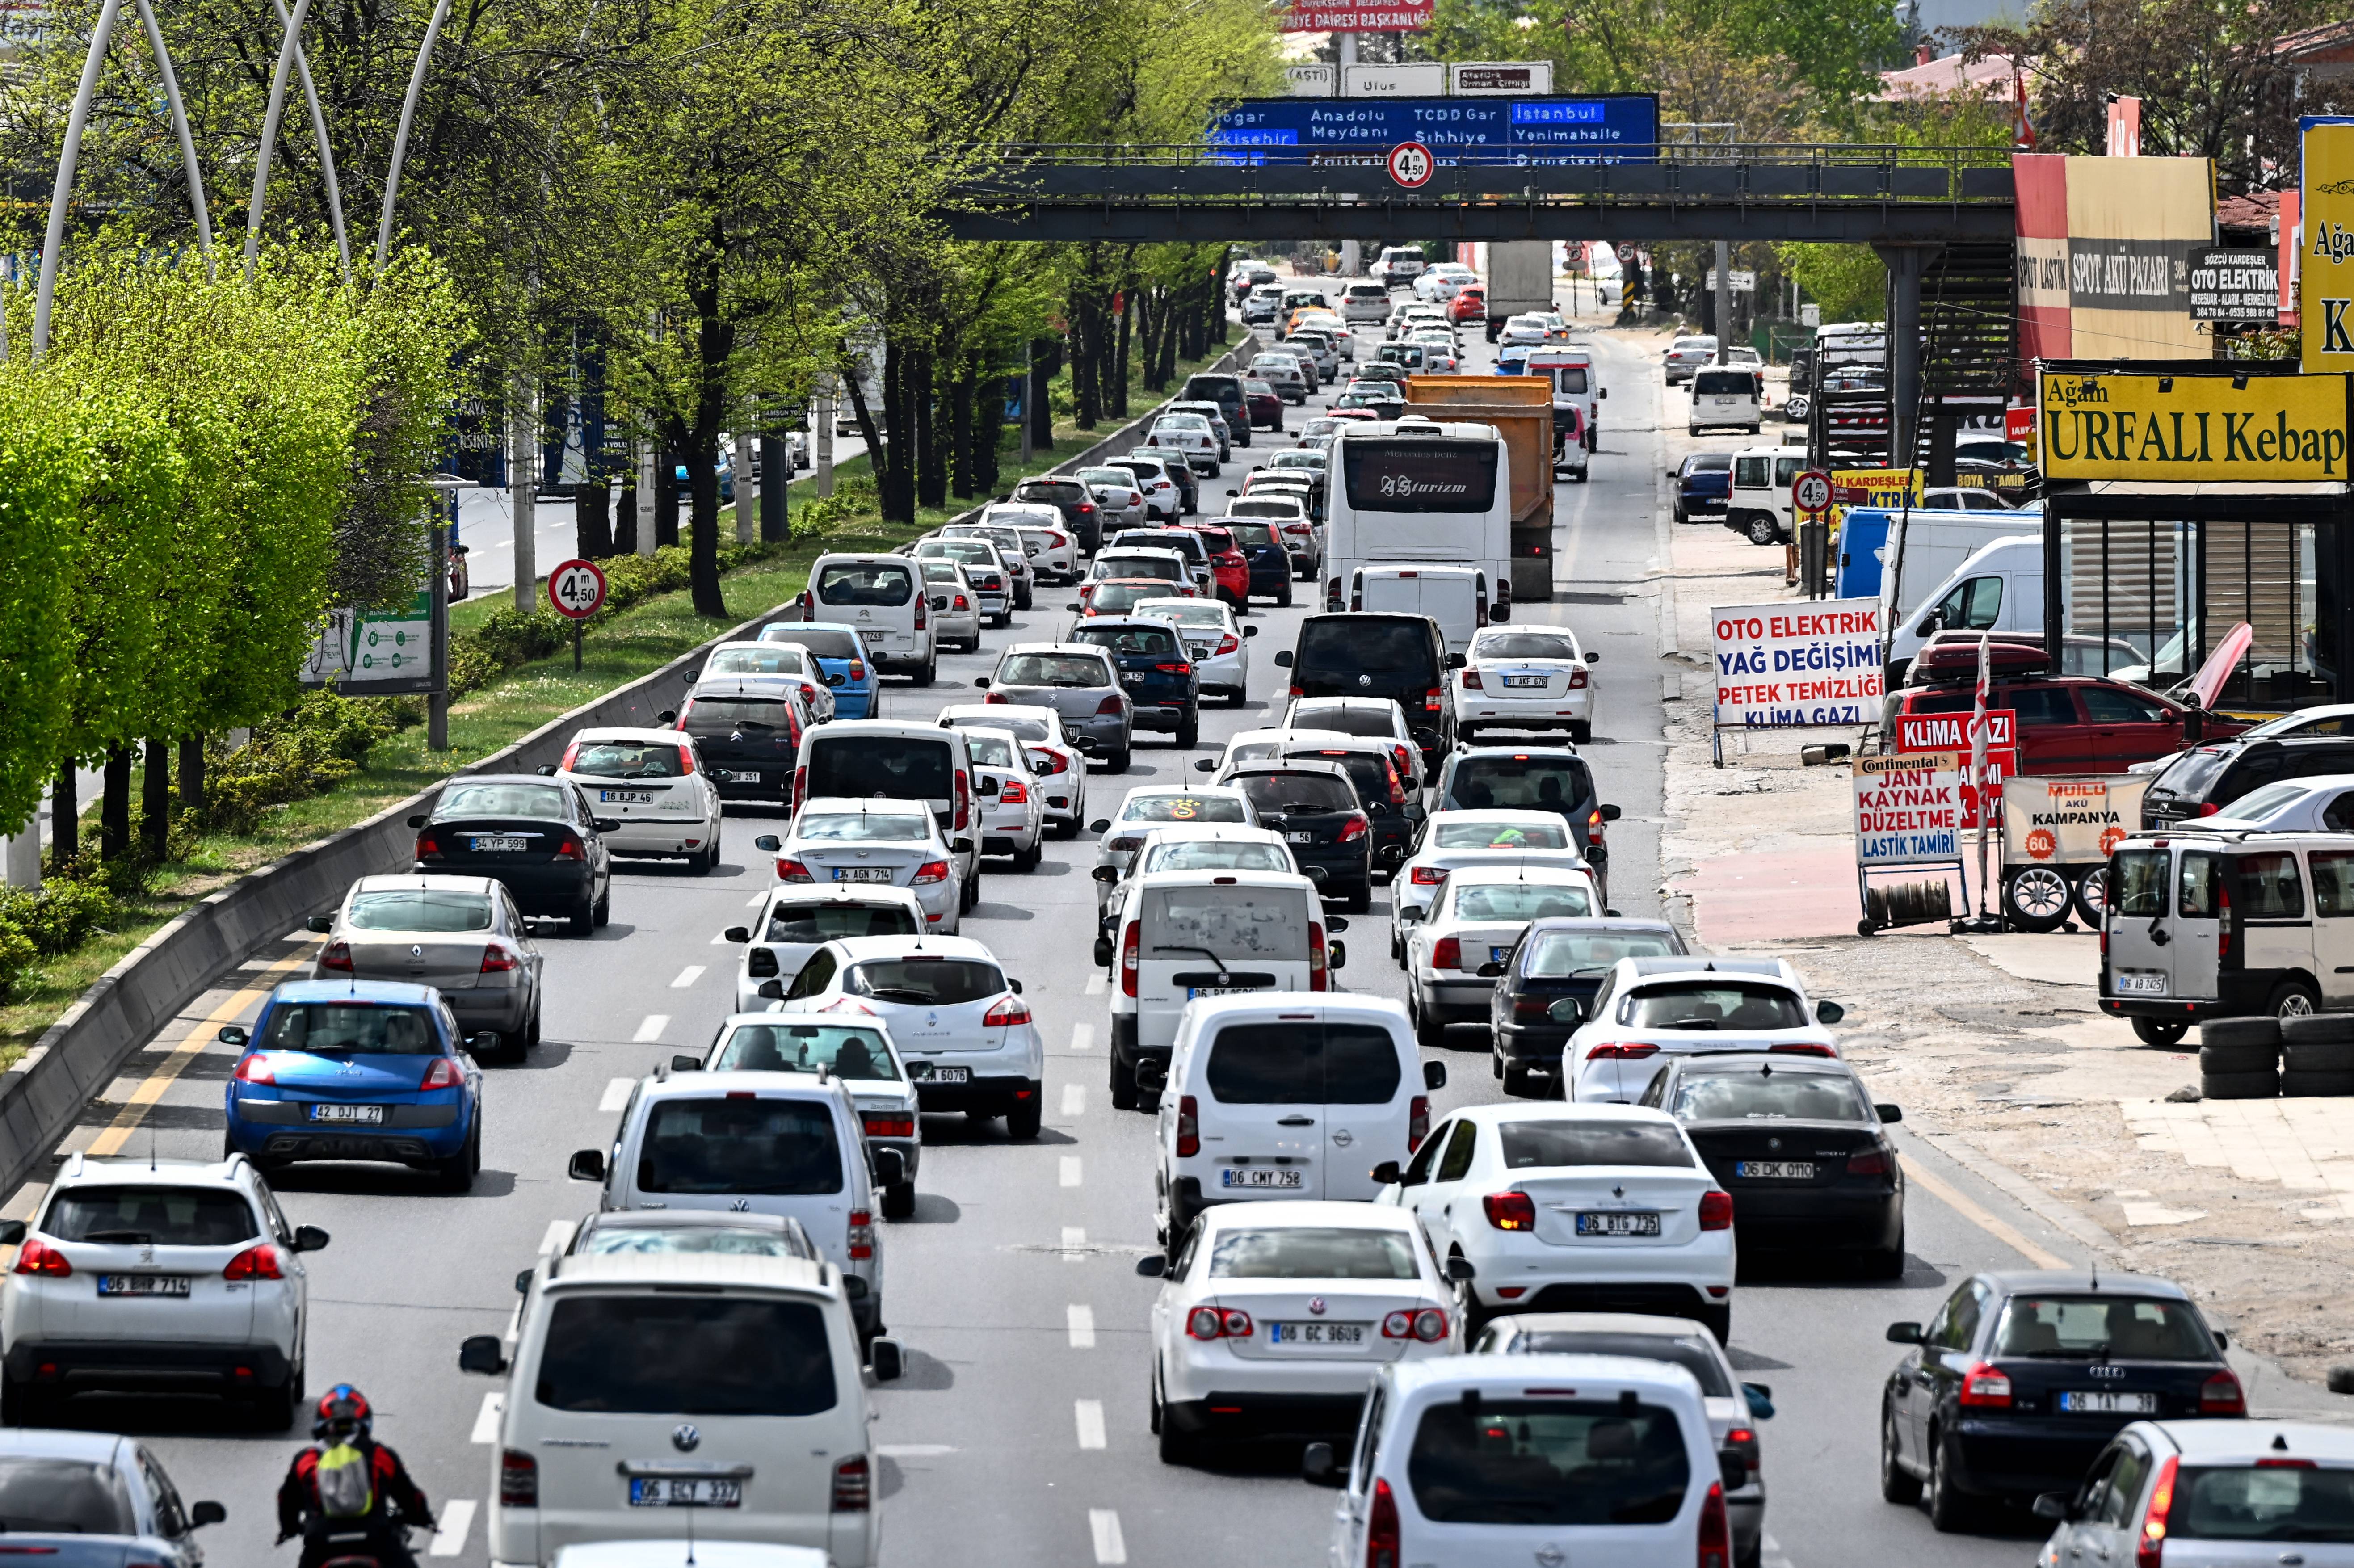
(1386, 141), (1435, 189)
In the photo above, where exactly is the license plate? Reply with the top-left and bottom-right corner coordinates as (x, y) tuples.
(2057, 1391), (2158, 1414)
(471, 835), (527, 852)
(628, 1478), (742, 1508)
(719, 770), (761, 784)
(1190, 985), (1269, 999)
(1122, 672), (1147, 685)
(97, 1274), (191, 1297)
(913, 1064), (970, 1084)
(599, 789), (656, 804)
(1270, 1321), (1366, 1344)
(1575, 1211), (1661, 1237)
(1502, 675), (1547, 689)
(1221, 1168), (1304, 1189)
(2114, 972), (2168, 996)
(1490, 946), (1513, 964)
(1285, 831), (1315, 844)
(309, 1103), (387, 1124)
(1735, 1160), (1814, 1180)
(832, 866), (895, 883)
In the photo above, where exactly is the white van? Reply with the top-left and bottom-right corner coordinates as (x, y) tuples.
(1877, 509), (2043, 638)
(1104, 868), (1335, 1109)
(1376, 246), (1427, 288)
(564, 1071), (893, 1344)
(798, 554), (933, 684)
(464, 1250), (891, 1568)
(1724, 447), (1807, 546)
(1525, 347), (1602, 458)
(793, 721), (981, 901)
(1140, 994), (1443, 1246)
(1882, 534), (2041, 686)
(1689, 366), (1762, 435)
(1345, 564), (1492, 657)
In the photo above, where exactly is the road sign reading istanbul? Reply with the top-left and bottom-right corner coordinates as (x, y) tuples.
(1386, 141), (1435, 188)
(1791, 469), (1833, 513)
(548, 558), (608, 620)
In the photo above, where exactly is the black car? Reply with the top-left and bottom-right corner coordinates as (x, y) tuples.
(2140, 735), (2354, 828)
(1880, 1270), (2244, 1530)
(1011, 476), (1103, 554)
(1671, 452), (1732, 523)
(1212, 517), (1294, 606)
(667, 679), (812, 807)
(1067, 618), (1199, 750)
(412, 775), (614, 934)
(1486, 917), (1686, 1095)
(1433, 744), (1618, 904)
(1225, 760), (1373, 911)
(1178, 372), (1252, 447)
(1276, 613), (1462, 767)
(1636, 1052), (1904, 1273)
(1271, 739), (1422, 872)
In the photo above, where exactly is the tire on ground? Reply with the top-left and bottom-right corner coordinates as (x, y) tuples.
(2282, 1069), (2354, 1098)
(2200, 1068), (2280, 1101)
(2201, 1016), (2282, 1049)
(2199, 1041), (2280, 1075)
(2283, 1039), (2354, 1074)
(2283, 1013), (2354, 1046)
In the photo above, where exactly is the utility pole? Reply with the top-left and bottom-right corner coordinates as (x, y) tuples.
(510, 378), (537, 611)
(635, 433), (656, 557)
(816, 374), (837, 499)
(1714, 240), (1732, 364)
(1017, 345), (1032, 467)
(734, 420), (758, 545)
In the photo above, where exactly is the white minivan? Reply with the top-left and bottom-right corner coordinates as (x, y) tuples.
(798, 554), (934, 683)
(1688, 366), (1762, 435)
(1881, 534), (2042, 685)
(1724, 446), (1808, 546)
(1343, 564), (1493, 657)
(463, 1249), (893, 1568)
(1141, 994), (1442, 1251)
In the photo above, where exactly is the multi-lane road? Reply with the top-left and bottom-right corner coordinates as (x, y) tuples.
(8, 292), (2127, 1568)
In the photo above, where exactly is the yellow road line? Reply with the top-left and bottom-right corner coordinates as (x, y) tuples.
(83, 948), (316, 1159)
(1905, 1156), (2068, 1271)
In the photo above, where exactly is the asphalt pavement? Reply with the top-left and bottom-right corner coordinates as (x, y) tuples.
(5, 294), (2080, 1568)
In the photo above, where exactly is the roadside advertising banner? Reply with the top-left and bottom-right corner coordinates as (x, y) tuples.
(1711, 600), (1883, 729)
(2001, 775), (2151, 868)
(2037, 367), (2348, 484)
(1895, 710), (2015, 830)
(1854, 752), (1964, 867)
(2304, 121), (2354, 374)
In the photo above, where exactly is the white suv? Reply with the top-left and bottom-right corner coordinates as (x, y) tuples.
(1563, 957), (1845, 1102)
(0, 1154), (328, 1428)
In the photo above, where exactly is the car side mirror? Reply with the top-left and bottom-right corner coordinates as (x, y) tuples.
(1548, 996), (1585, 1023)
(1135, 1059), (1168, 1092)
(1243, 624), (1259, 637)
(1585, 650), (1600, 664)
(1876, 1103), (1903, 1123)
(875, 1148), (906, 1187)
(595, 817), (621, 832)
(1599, 804), (1622, 822)
(1370, 1161), (1403, 1186)
(1071, 737), (1097, 753)
(458, 1335), (509, 1376)
(535, 764), (557, 777)
(406, 814), (428, 829)
(305, 914), (334, 934)
(1886, 1321), (1925, 1345)
(189, 1500), (227, 1530)
(869, 1336), (904, 1381)
(1328, 940), (1347, 969)
(1815, 1000), (1845, 1024)
(1423, 1060), (1447, 1091)
(218, 1026), (249, 1047)
(758, 979), (785, 1000)
(724, 926), (750, 943)
(517, 1268), (535, 1295)
(1719, 1451), (1749, 1493)
(669, 1054), (704, 1074)
(1065, 602), (1082, 612)
(1475, 962), (1505, 979)
(1600, 387), (1608, 399)
(567, 1149), (607, 1183)
(291, 1225), (330, 1253)
(952, 838), (974, 855)
(1742, 1383), (1775, 1420)
(657, 710), (677, 725)
(1302, 1442), (1345, 1488)
(972, 677), (989, 689)
(1445, 1255), (1477, 1282)
(0, 1220), (22, 1247)
(1135, 1254), (1166, 1277)
(1092, 865), (1120, 884)
(1396, 906), (1422, 925)
(1446, 652), (1467, 670)
(2032, 1492), (2071, 1522)
(754, 834), (781, 852)
(1274, 650), (1294, 667)
(978, 776), (999, 795)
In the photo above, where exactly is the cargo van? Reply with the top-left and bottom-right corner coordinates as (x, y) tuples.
(798, 553), (933, 683)
(793, 721), (980, 900)
(1344, 564), (1489, 658)
(1725, 446), (1808, 546)
(1872, 509), (2036, 639)
(1524, 348), (1602, 458)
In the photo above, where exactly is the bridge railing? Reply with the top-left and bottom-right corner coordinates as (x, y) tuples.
(948, 142), (2016, 172)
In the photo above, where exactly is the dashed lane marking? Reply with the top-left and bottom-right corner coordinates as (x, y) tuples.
(87, 946), (317, 1160)
(1089, 1508), (1127, 1564)
(878, 1443), (958, 1458)
(1061, 1226), (1086, 1261)
(470, 1392), (504, 1444)
(1085, 972), (1106, 996)
(633, 1015), (670, 1042)
(1070, 1022), (1096, 1053)
(1074, 1399), (1106, 1449)
(745, 891), (765, 906)
(670, 965), (705, 988)
(1060, 1156), (1083, 1188)
(1068, 1303), (1096, 1348)
(1061, 1084), (1085, 1117)
(598, 1077), (635, 1113)
(428, 1499), (475, 1557)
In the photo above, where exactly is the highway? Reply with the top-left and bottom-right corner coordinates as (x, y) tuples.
(8, 293), (2090, 1568)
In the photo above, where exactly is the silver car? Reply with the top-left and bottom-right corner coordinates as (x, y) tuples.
(1135, 594), (1253, 704)
(937, 703), (1092, 834)
(1664, 334), (1718, 385)
(307, 874), (544, 1058)
(1284, 331), (1337, 383)
(959, 724), (1046, 870)
(943, 521), (1035, 610)
(756, 798), (964, 933)
(0, 1428), (225, 1564)
(1147, 412), (1221, 477)
(1251, 352), (1311, 404)
(976, 642), (1133, 771)
(1164, 401), (1232, 461)
(914, 537), (1012, 624)
(1076, 465), (1149, 531)
(919, 559), (984, 653)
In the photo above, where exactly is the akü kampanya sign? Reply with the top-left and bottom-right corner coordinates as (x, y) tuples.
(2037, 369), (2350, 482)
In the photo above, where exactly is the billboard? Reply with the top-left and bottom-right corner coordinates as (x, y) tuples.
(2036, 368), (2350, 483)
(2186, 247), (2279, 323)
(2303, 121), (2354, 374)
(2014, 154), (2214, 362)
(1853, 753), (1965, 868)
(1208, 95), (1660, 163)
(1711, 599), (1884, 730)
(1282, 0), (1430, 29)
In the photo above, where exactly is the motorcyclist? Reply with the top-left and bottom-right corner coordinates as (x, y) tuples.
(276, 1384), (435, 1568)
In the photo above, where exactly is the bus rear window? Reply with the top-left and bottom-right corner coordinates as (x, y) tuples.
(1341, 440), (1499, 514)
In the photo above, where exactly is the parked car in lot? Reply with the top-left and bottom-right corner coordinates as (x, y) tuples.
(412, 774), (615, 934)
(551, 726), (726, 871)
(2139, 737), (2354, 828)
(726, 884), (925, 1007)
(307, 874), (544, 1060)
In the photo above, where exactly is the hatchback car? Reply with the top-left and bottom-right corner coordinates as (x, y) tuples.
(1672, 451), (1735, 522)
(917, 558), (984, 653)
(551, 725), (725, 870)
(1074, 466), (1147, 534)
(2141, 738), (2354, 828)
(1263, 736), (1423, 871)
(1564, 957), (1844, 1103)
(411, 774), (615, 934)
(1010, 475), (1104, 552)
(1101, 530), (1215, 598)
(726, 885), (925, 1007)
(914, 537), (1014, 625)
(939, 703), (1091, 835)
(1455, 626), (1600, 744)
(1223, 759), (1375, 911)
(942, 521), (1036, 610)
(306, 874), (543, 1060)
(979, 643), (1134, 770)
(1083, 547), (1194, 597)
(1434, 745), (1619, 900)
(1284, 694), (1428, 792)
(1066, 617), (1201, 751)
(673, 677), (816, 810)
(693, 1014), (923, 1219)
(0, 1429), (227, 1557)
(1178, 372), (1253, 446)
(1112, 453), (1192, 519)
(693, 641), (836, 724)
(1389, 810), (1593, 953)
(1487, 917), (1687, 1096)
(2032, 1419), (2354, 1568)
(760, 797), (964, 933)
(755, 621), (880, 721)
(1405, 866), (1601, 1048)
(1135, 595), (1253, 704)
(1252, 353), (1312, 404)
(1201, 517), (1292, 606)
(1244, 378), (1285, 431)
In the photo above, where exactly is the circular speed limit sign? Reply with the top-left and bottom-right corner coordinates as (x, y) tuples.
(547, 557), (608, 620)
(1385, 141), (1435, 189)
(1791, 469), (1834, 514)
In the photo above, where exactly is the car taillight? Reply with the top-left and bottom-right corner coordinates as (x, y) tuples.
(319, 940), (353, 973)
(1512, 994), (1557, 1022)
(1337, 814), (1370, 843)
(984, 994), (1032, 1027)
(1097, 694), (1125, 716)
(553, 833), (584, 861)
(848, 660), (866, 683)
(234, 1053), (276, 1085)
(1847, 1145), (1892, 1176)
(1424, 685), (1443, 713)
(2137, 1455), (2179, 1567)
(792, 764), (807, 811)
(676, 698), (695, 728)
(415, 834), (440, 858)
(913, 859), (951, 885)
(675, 744), (697, 774)
(500, 1449), (538, 1507)
(1958, 1362), (2013, 1408)
(1309, 923), (1328, 991)
(12, 1237), (70, 1277)
(1122, 921), (1141, 997)
(559, 740), (581, 771)
(2199, 1369), (2245, 1414)
(480, 942), (521, 974)
(1585, 1042), (1659, 1060)
(1407, 1093), (1429, 1151)
(831, 1455), (870, 1513)
(998, 778), (1028, 804)
(1698, 1190), (1735, 1230)
(1215, 632), (1239, 656)
(954, 770), (969, 832)
(420, 1056), (463, 1091)
(913, 595), (926, 631)
(863, 1115), (915, 1140)
(1367, 1476), (1400, 1568)
(1768, 1043), (1835, 1058)
(1155, 663), (1193, 676)
(1460, 668), (1482, 689)
(2218, 875), (2234, 961)
(778, 857), (815, 882)
(1433, 936), (1462, 970)
(1484, 1191), (1536, 1230)
(223, 1243), (285, 1281)
(952, 593), (969, 611)
(1697, 1480), (1729, 1568)
(1177, 1095), (1200, 1158)
(1077, 502), (1096, 515)
(848, 1210), (875, 1261)
(1411, 865), (1447, 886)
(1726, 1425), (1758, 1475)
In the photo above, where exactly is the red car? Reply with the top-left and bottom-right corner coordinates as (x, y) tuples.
(1885, 638), (2252, 773)
(1177, 523), (1251, 610)
(1244, 378), (1285, 432)
(1449, 287), (1486, 324)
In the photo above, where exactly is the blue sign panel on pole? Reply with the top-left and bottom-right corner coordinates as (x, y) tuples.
(1208, 95), (1659, 163)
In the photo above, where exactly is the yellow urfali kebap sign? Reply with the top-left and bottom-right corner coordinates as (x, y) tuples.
(2037, 369), (2349, 483)
(2304, 120), (2354, 375)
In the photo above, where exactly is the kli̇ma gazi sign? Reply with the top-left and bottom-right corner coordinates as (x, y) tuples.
(2036, 367), (2351, 483)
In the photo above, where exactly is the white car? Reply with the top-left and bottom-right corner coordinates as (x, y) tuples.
(757, 797), (965, 934)
(1088, 784), (1259, 924)
(1135, 595), (1252, 703)
(1412, 263), (1478, 302)
(1282, 332), (1337, 384)
(1093, 822), (1295, 940)
(1496, 313), (1551, 348)
(1221, 493), (1317, 575)
(2200, 772), (2354, 831)
(1664, 334), (1719, 385)
(1083, 546), (1194, 596)
(1166, 399), (1234, 459)
(555, 726), (726, 870)
(1280, 695), (1426, 790)
(1405, 334), (1461, 373)
(1404, 866), (1603, 1047)
(726, 885), (926, 1009)
(1391, 811), (1594, 952)
(1341, 281), (1393, 323)
(1103, 457), (1182, 522)
(1454, 625), (1601, 745)
(1139, 1199), (1460, 1464)
(1196, 726), (1355, 781)
(696, 1012), (923, 1219)
(917, 559), (984, 653)
(2032, 1419), (2354, 1568)
(1564, 957), (1845, 1103)
(959, 723), (1046, 871)
(942, 521), (1034, 610)
(1379, 1102), (1738, 1341)
(1147, 412), (1222, 476)
(1, 1153), (326, 1427)
(695, 641), (836, 723)
(1295, 312), (1355, 359)
(1015, 523), (1079, 584)
(938, 703), (1090, 837)
(775, 934), (1045, 1136)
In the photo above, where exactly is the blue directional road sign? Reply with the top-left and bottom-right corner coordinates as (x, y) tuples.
(1208, 95), (1660, 164)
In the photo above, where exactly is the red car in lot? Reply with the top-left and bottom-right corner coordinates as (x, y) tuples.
(1448, 286), (1486, 325)
(1883, 637), (2252, 774)
(1176, 523), (1252, 610)
(1244, 378), (1285, 432)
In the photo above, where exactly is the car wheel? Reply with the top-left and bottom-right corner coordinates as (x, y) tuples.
(1569, 721), (1592, 746)
(1504, 1063), (1542, 1097)
(2001, 866), (2072, 933)
(1006, 1091), (1043, 1139)
(1106, 747), (1131, 773)
(1014, 841), (1043, 873)
(1155, 1365), (1194, 1464)
(1926, 1428), (1971, 1531)
(1865, 1230), (1906, 1280)
(567, 895), (595, 938)
(2131, 1017), (2190, 1047)
(1879, 1403), (1921, 1504)
(254, 1368), (303, 1432)
(1673, 506), (1687, 524)
(1176, 711), (1199, 750)
(882, 1180), (916, 1221)
(0, 1374), (52, 1429)
(1110, 1047), (1139, 1111)
(1414, 1001), (1446, 1050)
(1745, 514), (1778, 547)
(434, 1125), (479, 1194)
(914, 657), (937, 686)
(2071, 866), (2109, 928)
(2273, 979), (2323, 1019)
(1276, 580), (1293, 608)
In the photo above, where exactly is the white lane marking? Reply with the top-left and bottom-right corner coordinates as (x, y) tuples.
(1075, 1399), (1107, 1449)
(1061, 1225), (1086, 1260)
(429, 1499), (476, 1556)
(1089, 1508), (1127, 1564)
(1068, 1303), (1096, 1349)
(538, 1219), (572, 1255)
(1060, 1156), (1083, 1188)
(1071, 1021), (1096, 1053)
(1061, 1084), (1085, 1117)
(746, 891), (766, 906)
(633, 1015), (670, 1042)
(670, 965), (705, 988)
(878, 1443), (958, 1458)
(469, 1393), (504, 1444)
(598, 1077), (635, 1112)
(1085, 972), (1107, 996)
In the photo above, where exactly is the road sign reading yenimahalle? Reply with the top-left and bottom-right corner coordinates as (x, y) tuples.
(1711, 599), (1883, 729)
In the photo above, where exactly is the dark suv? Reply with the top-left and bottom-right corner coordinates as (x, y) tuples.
(1067, 618), (1199, 750)
(1275, 613), (1460, 766)
(1178, 373), (1251, 448)
(1487, 917), (1686, 1097)
(2140, 734), (2354, 828)
(1431, 745), (1619, 904)
(1011, 477), (1102, 553)
(1670, 453), (1732, 524)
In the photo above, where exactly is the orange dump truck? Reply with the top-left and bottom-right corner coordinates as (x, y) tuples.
(1400, 376), (1555, 602)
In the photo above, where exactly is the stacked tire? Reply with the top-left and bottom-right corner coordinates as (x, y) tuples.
(2282, 1014), (2354, 1098)
(2198, 1017), (2280, 1100)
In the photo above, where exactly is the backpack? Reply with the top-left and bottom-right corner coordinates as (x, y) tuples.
(314, 1442), (376, 1518)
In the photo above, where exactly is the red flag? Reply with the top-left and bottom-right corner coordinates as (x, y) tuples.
(2012, 66), (2037, 151)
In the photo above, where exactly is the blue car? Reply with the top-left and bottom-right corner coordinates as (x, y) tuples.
(756, 621), (879, 720)
(221, 980), (485, 1190)
(1673, 451), (1732, 523)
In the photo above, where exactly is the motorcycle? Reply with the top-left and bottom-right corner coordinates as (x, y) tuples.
(290, 1510), (426, 1568)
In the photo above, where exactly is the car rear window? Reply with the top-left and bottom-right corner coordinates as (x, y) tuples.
(1181, 377), (1243, 404)
(1141, 600), (1229, 631)
(639, 1097), (843, 1195)
(845, 957), (1005, 1005)
(806, 736), (952, 801)
(815, 561), (913, 606)
(570, 740), (685, 779)
(2172, 1467), (2354, 1543)
(1475, 632), (1581, 661)
(347, 889), (493, 932)
(1287, 749), (1392, 804)
(1498, 1120), (1694, 1169)
(1524, 930), (1677, 975)
(1293, 703), (1396, 740)
(440, 782), (566, 818)
(1694, 370), (1755, 395)
(2110, 848), (2170, 917)
(1450, 883), (1593, 921)
(1408, 1398), (1690, 1526)
(1296, 618), (1434, 682)
(1623, 983), (1805, 1030)
(1448, 755), (1594, 813)
(1145, 884), (1309, 959)
(1203, 1022), (1403, 1105)
(1991, 1295), (2213, 1359)
(574, 1224), (803, 1258)
(1223, 521), (1282, 548)
(1233, 771), (1359, 816)
(1433, 819), (1570, 850)
(1017, 480), (1087, 505)
(1668, 1067), (1871, 1123)
(706, 647), (810, 677)
(684, 696), (794, 734)
(1090, 583), (1165, 616)
(711, 1022), (899, 1081)
(1142, 842), (1290, 875)
(1230, 497), (1307, 519)
(1684, 454), (1733, 472)
(46, 1185), (259, 1246)
(1122, 795), (1249, 824)
(0, 1457), (136, 1535)
(261, 1002), (438, 1056)
(1074, 625), (1182, 659)
(1098, 553), (1187, 580)
(535, 1295), (837, 1416)
(1207, 1227), (1419, 1280)
(797, 812), (929, 842)
(1507, 1333), (1733, 1396)
(758, 627), (859, 660)
(998, 652), (1114, 688)
(762, 900), (920, 943)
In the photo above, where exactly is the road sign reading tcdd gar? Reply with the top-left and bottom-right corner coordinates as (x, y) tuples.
(548, 558), (608, 619)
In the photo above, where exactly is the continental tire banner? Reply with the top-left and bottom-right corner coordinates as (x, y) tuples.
(2036, 368), (2350, 483)
(2304, 122), (2354, 374)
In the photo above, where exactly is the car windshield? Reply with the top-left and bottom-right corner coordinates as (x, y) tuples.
(806, 737), (951, 800)
(574, 1224), (803, 1258)
(1523, 930), (1678, 976)
(1205, 1022), (1401, 1104)
(1074, 625), (1182, 659)
(711, 1022), (900, 1081)
(998, 653), (1114, 688)
(0, 1457), (135, 1535)
(1669, 1067), (1872, 1122)
(1449, 883), (1593, 921)
(1234, 772), (1358, 815)
(705, 647), (808, 677)
(45, 1185), (259, 1246)
(1498, 1120), (1694, 1169)
(844, 957), (1005, 1005)
(639, 1097), (843, 1195)
(1409, 1398), (1690, 1526)
(1433, 819), (1571, 850)
(1475, 633), (1582, 662)
(1124, 795), (1248, 824)
(815, 562), (913, 605)
(797, 812), (930, 842)
(1207, 1227), (1420, 1280)
(569, 741), (684, 779)
(758, 627), (859, 660)
(2214, 781), (2312, 820)
(2172, 1467), (2354, 1544)
(1141, 842), (1290, 875)
(1505, 1333), (1733, 1396)
(439, 782), (566, 819)
(260, 1002), (438, 1056)
(762, 900), (920, 943)
(1625, 983), (1806, 1031)
(1991, 1295), (2214, 1359)
(346, 889), (493, 932)
(683, 696), (792, 733)
(535, 1295), (836, 1416)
